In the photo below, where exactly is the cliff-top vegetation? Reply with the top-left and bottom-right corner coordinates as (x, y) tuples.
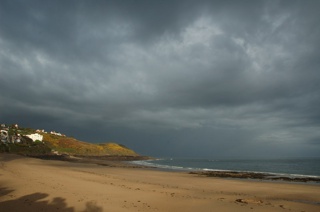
(0, 124), (138, 156)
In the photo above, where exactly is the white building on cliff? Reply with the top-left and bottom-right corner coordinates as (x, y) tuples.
(26, 133), (43, 142)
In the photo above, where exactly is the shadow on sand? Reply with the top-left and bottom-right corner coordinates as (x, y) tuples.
(0, 153), (23, 162)
(0, 187), (103, 212)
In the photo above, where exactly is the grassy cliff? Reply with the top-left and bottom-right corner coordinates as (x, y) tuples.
(0, 126), (139, 156)
(42, 133), (138, 156)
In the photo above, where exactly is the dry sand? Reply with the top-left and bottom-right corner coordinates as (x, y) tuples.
(0, 153), (319, 212)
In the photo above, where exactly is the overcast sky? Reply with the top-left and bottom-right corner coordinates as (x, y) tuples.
(1, 0), (320, 158)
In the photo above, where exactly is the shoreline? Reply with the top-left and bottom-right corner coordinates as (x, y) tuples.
(189, 171), (320, 184)
(1, 153), (320, 211)
(21, 153), (320, 183)
(24, 153), (153, 168)
(130, 157), (320, 183)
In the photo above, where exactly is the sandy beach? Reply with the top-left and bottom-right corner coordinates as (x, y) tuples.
(1, 153), (319, 212)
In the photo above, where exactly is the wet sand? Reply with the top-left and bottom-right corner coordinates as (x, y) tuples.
(0, 153), (319, 211)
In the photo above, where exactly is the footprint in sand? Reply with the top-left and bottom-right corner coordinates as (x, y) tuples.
(235, 199), (263, 204)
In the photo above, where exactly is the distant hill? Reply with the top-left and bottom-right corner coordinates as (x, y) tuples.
(42, 133), (138, 156)
(0, 125), (139, 157)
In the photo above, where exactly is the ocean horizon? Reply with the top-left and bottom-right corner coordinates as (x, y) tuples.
(131, 157), (320, 178)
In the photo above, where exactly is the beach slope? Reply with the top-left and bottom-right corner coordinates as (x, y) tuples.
(0, 153), (319, 211)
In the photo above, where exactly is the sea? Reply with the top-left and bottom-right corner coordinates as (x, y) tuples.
(131, 157), (320, 179)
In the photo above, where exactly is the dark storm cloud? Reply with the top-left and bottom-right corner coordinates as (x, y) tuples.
(1, 0), (320, 157)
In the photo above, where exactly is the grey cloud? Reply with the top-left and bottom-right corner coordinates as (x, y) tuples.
(1, 0), (320, 158)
